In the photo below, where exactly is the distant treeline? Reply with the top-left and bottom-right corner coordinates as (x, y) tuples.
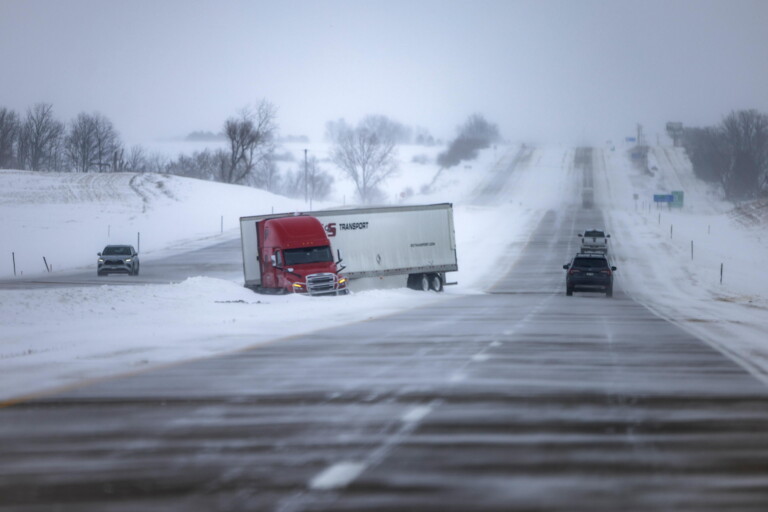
(0, 101), (340, 199)
(681, 109), (768, 200)
(1, 101), (501, 203)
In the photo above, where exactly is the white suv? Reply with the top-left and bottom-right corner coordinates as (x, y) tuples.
(97, 245), (140, 276)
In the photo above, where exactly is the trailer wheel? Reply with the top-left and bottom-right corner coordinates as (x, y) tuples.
(429, 274), (443, 292)
(407, 273), (431, 292)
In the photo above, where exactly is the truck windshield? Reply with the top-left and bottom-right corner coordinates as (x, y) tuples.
(284, 246), (333, 265)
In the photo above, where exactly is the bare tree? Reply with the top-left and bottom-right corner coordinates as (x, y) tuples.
(682, 126), (729, 183)
(92, 113), (121, 172)
(721, 109), (768, 199)
(437, 113), (500, 168)
(121, 145), (149, 173)
(145, 152), (170, 174)
(18, 103), (64, 171)
(306, 157), (334, 200)
(0, 107), (20, 168)
(682, 109), (768, 200)
(282, 156), (334, 200)
(324, 118), (352, 143)
(413, 126), (436, 146)
(65, 112), (99, 172)
(63, 112), (122, 172)
(221, 100), (277, 185)
(166, 149), (228, 181)
(358, 115), (411, 144)
(331, 116), (398, 203)
(258, 160), (281, 192)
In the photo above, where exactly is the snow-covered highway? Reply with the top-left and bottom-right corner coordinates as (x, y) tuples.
(3, 144), (768, 510)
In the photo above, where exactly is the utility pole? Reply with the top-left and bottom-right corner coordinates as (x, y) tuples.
(304, 149), (308, 202)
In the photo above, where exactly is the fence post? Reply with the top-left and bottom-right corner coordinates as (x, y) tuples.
(137, 232), (141, 253)
(220, 215), (223, 234)
(720, 263), (723, 284)
(43, 256), (50, 272)
(690, 240), (693, 260)
(12, 252), (16, 276)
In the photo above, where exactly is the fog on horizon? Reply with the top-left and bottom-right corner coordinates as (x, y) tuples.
(1, 0), (767, 146)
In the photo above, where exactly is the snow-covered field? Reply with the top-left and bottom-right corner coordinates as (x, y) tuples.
(2, 142), (768, 403)
(597, 146), (768, 383)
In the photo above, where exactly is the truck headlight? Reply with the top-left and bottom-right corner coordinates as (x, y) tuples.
(125, 258), (132, 263)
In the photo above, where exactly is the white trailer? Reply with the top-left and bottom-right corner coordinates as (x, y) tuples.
(240, 203), (458, 292)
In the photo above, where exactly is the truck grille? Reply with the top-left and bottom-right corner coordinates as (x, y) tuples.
(306, 273), (337, 295)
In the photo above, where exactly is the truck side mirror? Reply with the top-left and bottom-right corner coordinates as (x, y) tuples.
(577, 234), (583, 237)
(607, 234), (611, 238)
(563, 264), (569, 270)
(270, 254), (277, 266)
(336, 249), (343, 264)
(611, 266), (617, 271)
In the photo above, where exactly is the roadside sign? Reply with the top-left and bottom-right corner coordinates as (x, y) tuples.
(671, 190), (684, 207)
(654, 194), (674, 203)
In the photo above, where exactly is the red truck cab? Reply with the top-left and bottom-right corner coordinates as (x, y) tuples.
(257, 215), (347, 295)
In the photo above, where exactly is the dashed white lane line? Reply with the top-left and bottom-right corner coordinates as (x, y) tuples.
(401, 404), (433, 424)
(309, 461), (367, 491)
(306, 401), (440, 492)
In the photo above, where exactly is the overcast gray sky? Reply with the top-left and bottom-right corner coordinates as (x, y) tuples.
(2, 0), (767, 146)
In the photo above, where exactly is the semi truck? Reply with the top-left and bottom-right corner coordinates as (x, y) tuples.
(240, 203), (458, 294)
(239, 214), (348, 295)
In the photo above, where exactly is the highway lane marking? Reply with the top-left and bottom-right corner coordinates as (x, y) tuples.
(309, 461), (367, 491)
(304, 400), (441, 494)
(401, 404), (434, 424)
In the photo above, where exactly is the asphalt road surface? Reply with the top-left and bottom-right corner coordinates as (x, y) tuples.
(2, 149), (768, 511)
(0, 236), (244, 290)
